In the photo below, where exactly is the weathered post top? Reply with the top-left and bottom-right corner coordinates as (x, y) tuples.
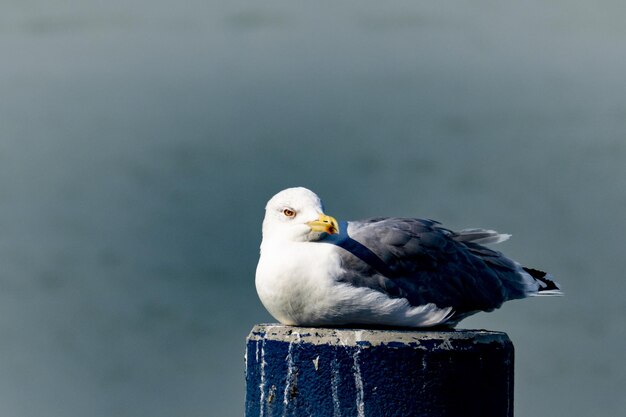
(246, 324), (514, 417)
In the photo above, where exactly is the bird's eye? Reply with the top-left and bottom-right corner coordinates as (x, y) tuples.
(282, 208), (296, 218)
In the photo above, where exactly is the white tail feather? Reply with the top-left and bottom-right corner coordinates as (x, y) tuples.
(456, 229), (511, 245)
(530, 289), (564, 296)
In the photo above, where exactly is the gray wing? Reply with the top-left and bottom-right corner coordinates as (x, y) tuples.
(323, 217), (533, 319)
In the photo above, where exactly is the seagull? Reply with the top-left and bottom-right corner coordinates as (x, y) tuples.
(255, 187), (562, 327)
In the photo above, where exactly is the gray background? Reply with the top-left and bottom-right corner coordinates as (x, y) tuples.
(1, 1), (625, 416)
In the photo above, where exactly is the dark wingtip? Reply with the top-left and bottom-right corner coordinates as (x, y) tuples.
(523, 267), (561, 292)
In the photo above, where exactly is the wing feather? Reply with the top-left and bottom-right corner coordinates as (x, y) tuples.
(325, 217), (532, 320)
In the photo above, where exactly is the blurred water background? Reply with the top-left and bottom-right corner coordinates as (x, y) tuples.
(1, 0), (625, 416)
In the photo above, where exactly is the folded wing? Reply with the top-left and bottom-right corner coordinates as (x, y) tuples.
(325, 217), (556, 322)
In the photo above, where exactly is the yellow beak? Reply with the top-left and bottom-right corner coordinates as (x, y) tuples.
(307, 213), (339, 235)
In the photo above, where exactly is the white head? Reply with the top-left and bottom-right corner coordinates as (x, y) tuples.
(262, 187), (339, 243)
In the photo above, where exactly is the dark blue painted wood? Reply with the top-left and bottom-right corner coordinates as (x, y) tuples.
(245, 324), (514, 417)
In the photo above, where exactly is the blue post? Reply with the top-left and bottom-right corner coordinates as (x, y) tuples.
(245, 324), (514, 417)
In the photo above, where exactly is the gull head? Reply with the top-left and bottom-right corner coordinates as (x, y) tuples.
(262, 187), (339, 243)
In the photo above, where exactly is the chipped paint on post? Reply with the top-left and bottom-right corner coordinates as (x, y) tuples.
(245, 324), (514, 417)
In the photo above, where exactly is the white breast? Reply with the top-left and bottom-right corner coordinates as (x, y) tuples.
(255, 241), (344, 325)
